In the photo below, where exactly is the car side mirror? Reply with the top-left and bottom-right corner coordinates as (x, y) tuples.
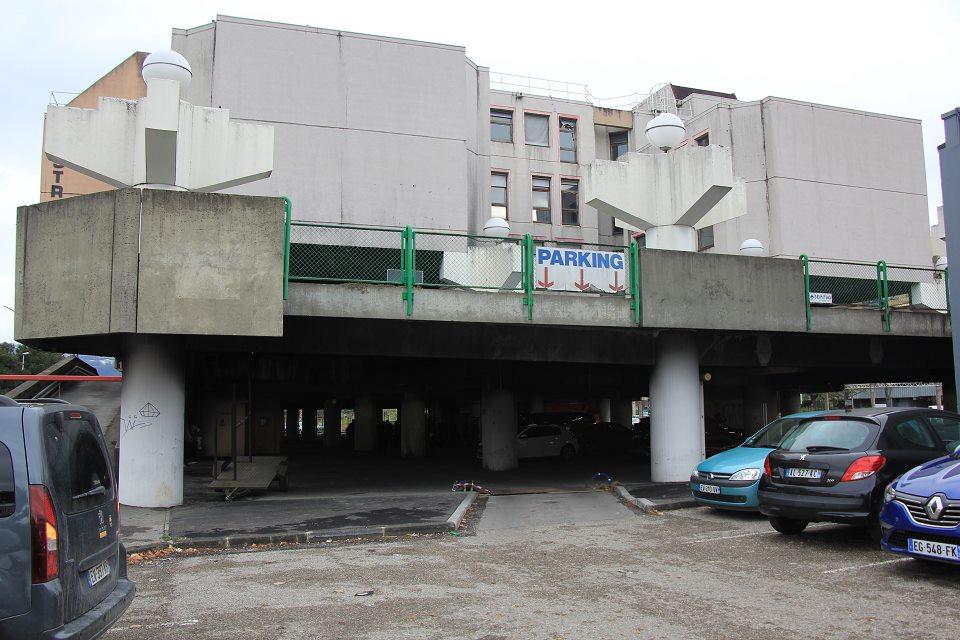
(952, 443), (960, 459)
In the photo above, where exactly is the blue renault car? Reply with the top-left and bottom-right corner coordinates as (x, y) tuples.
(691, 411), (830, 510)
(880, 419), (960, 565)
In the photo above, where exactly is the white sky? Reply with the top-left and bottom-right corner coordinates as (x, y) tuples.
(2, 0), (959, 343)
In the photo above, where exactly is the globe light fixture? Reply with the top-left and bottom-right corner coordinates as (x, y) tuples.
(142, 50), (193, 87)
(645, 113), (686, 151)
(483, 217), (510, 239)
(739, 238), (764, 256)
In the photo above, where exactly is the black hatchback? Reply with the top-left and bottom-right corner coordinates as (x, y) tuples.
(0, 396), (135, 639)
(758, 408), (958, 540)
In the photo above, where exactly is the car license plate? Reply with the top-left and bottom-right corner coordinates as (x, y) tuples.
(908, 538), (960, 562)
(785, 467), (822, 479)
(698, 484), (721, 495)
(86, 560), (111, 587)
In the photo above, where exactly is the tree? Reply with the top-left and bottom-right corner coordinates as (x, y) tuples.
(0, 343), (67, 393)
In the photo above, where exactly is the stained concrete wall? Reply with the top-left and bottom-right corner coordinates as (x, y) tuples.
(16, 189), (284, 342)
(639, 248), (807, 332)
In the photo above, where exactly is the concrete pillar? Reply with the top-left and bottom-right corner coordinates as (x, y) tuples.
(780, 388), (801, 416)
(599, 398), (612, 423)
(645, 225), (697, 251)
(744, 382), (779, 435)
(354, 395), (378, 451)
(650, 332), (702, 483)
(302, 406), (317, 440)
(611, 398), (632, 427)
(118, 335), (185, 508)
(481, 389), (518, 471)
(323, 399), (341, 447)
(400, 393), (427, 458)
(529, 394), (545, 414)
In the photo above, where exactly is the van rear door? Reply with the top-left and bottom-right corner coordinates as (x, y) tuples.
(41, 409), (120, 622)
(0, 408), (32, 620)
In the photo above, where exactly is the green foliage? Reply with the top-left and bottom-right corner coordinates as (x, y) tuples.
(0, 343), (66, 393)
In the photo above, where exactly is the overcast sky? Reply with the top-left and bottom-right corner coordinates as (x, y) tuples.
(2, 0), (959, 344)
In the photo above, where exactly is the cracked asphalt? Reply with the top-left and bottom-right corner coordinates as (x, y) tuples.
(109, 492), (959, 639)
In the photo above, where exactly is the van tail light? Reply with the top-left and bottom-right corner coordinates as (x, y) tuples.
(840, 455), (886, 482)
(763, 454), (772, 477)
(29, 485), (59, 583)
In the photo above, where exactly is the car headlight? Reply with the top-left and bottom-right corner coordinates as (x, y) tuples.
(691, 466), (701, 478)
(728, 468), (762, 481)
(884, 482), (897, 503)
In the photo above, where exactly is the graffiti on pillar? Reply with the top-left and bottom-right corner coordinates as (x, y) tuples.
(120, 402), (160, 439)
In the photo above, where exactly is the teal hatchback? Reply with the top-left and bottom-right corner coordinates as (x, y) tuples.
(690, 411), (830, 510)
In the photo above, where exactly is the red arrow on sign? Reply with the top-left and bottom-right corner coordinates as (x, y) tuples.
(609, 271), (624, 292)
(536, 266), (555, 288)
(573, 269), (591, 291)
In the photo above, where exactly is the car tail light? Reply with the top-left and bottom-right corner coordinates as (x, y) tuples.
(840, 455), (886, 482)
(29, 485), (59, 583)
(763, 454), (772, 477)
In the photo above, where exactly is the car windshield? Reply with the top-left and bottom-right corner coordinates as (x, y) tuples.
(744, 418), (803, 448)
(778, 419), (877, 453)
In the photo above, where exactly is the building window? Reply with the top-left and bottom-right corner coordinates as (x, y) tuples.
(532, 176), (551, 223)
(491, 109), (513, 143)
(697, 225), (714, 250)
(610, 131), (629, 160)
(561, 179), (579, 225)
(695, 132), (709, 146)
(559, 117), (577, 163)
(491, 172), (508, 219)
(525, 113), (550, 147)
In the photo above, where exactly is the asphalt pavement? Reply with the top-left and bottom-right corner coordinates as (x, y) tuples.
(110, 492), (959, 639)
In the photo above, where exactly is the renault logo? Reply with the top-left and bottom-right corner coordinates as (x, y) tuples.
(925, 495), (946, 521)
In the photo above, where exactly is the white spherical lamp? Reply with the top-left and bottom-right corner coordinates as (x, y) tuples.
(739, 238), (764, 256)
(142, 50), (192, 87)
(483, 217), (510, 238)
(936, 256), (948, 270)
(645, 113), (686, 151)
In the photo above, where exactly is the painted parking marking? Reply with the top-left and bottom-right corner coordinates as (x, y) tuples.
(821, 558), (911, 574)
(108, 619), (199, 632)
(680, 523), (834, 544)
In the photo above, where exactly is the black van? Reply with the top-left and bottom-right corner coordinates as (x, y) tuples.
(0, 396), (135, 639)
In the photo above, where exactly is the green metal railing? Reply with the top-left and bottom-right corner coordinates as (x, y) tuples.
(800, 255), (949, 332)
(286, 219), (638, 322)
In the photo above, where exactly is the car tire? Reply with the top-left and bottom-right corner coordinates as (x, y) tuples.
(560, 444), (576, 461)
(768, 516), (808, 535)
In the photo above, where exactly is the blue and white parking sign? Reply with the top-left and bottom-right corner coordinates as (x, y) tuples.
(534, 247), (626, 293)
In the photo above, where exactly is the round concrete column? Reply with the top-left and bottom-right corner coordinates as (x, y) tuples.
(481, 389), (518, 471)
(599, 398), (612, 423)
(644, 225), (697, 251)
(779, 388), (801, 416)
(611, 398), (632, 427)
(118, 335), (185, 507)
(400, 393), (427, 458)
(323, 399), (341, 447)
(354, 396), (378, 451)
(650, 332), (702, 482)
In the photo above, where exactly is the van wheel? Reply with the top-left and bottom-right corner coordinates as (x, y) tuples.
(769, 516), (808, 535)
(560, 444), (576, 461)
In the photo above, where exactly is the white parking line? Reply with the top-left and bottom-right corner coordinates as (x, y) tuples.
(108, 619), (199, 632)
(821, 558), (911, 574)
(681, 523), (833, 544)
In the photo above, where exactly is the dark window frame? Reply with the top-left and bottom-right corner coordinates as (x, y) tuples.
(524, 112), (551, 147)
(609, 130), (629, 160)
(559, 116), (578, 163)
(695, 131), (710, 146)
(490, 108), (514, 143)
(531, 175), (552, 224)
(560, 178), (580, 226)
(491, 171), (509, 220)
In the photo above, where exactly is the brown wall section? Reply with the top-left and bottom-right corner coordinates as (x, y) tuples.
(39, 52), (147, 203)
